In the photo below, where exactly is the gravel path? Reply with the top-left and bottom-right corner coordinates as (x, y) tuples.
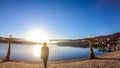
(0, 51), (120, 68)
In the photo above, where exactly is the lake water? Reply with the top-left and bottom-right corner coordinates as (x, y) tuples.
(0, 43), (108, 62)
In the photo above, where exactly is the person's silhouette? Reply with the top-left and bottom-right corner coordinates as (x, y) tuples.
(41, 42), (49, 68)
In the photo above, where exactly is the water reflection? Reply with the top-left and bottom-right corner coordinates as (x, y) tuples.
(0, 43), (109, 62)
(33, 44), (42, 57)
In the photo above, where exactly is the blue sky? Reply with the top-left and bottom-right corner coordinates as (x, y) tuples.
(0, 0), (120, 39)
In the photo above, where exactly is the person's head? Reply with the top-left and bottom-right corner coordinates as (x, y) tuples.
(43, 42), (47, 47)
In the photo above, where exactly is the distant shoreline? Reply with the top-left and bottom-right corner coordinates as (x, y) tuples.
(0, 32), (120, 45)
(0, 42), (55, 45)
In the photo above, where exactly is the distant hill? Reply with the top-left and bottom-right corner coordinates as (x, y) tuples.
(0, 37), (39, 45)
(0, 32), (120, 45)
(93, 32), (120, 41)
(56, 32), (120, 48)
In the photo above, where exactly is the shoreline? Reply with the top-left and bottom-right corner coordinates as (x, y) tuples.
(0, 56), (88, 64)
(0, 51), (120, 68)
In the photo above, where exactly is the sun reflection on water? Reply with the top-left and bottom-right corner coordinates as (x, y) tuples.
(33, 44), (42, 57)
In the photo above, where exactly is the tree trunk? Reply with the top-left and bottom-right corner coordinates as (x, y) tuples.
(89, 40), (95, 59)
(5, 39), (11, 61)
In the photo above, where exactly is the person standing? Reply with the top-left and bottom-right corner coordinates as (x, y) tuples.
(41, 42), (49, 68)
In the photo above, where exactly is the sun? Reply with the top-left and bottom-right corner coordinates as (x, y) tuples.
(28, 29), (49, 43)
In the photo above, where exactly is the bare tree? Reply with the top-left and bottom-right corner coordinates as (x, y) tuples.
(5, 34), (12, 61)
(88, 35), (95, 59)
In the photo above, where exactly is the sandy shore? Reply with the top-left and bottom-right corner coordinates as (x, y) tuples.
(0, 51), (120, 68)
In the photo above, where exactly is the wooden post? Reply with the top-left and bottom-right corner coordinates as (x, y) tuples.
(5, 34), (12, 61)
(88, 35), (95, 59)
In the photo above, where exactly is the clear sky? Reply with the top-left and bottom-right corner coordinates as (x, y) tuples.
(0, 0), (120, 39)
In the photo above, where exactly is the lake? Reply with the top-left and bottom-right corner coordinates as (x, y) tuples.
(0, 43), (109, 62)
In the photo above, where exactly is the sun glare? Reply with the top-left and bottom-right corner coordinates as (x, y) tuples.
(28, 29), (49, 43)
(33, 45), (42, 57)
